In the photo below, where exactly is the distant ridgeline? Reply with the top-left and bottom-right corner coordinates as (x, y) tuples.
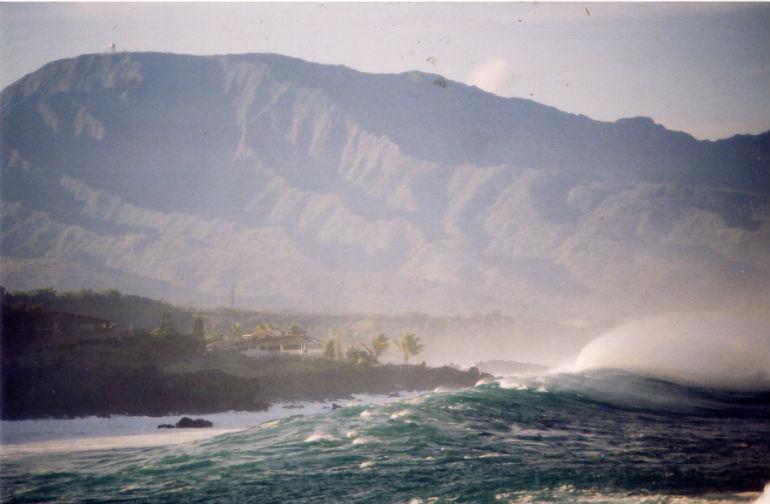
(1, 52), (768, 321)
(0, 287), (394, 348)
(1, 287), (194, 333)
(0, 287), (320, 344)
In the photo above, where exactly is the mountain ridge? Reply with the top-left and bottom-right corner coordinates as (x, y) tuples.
(1, 52), (768, 322)
(4, 51), (767, 142)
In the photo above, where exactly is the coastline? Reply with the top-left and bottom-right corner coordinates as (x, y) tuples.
(0, 391), (425, 455)
(2, 358), (484, 421)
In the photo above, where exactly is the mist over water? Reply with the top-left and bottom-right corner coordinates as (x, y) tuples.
(573, 309), (770, 391)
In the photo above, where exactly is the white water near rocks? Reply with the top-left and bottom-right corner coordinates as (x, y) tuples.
(1, 392), (419, 455)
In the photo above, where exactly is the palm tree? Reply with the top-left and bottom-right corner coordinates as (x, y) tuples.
(395, 333), (424, 364)
(321, 333), (346, 360)
(321, 337), (336, 359)
(362, 333), (389, 363)
(333, 333), (345, 360)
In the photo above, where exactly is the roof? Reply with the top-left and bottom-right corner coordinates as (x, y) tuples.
(212, 333), (319, 351)
(256, 334), (318, 346)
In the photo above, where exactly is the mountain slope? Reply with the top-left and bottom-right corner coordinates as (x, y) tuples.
(1, 52), (768, 320)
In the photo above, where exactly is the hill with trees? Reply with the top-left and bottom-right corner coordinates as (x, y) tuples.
(0, 288), (483, 419)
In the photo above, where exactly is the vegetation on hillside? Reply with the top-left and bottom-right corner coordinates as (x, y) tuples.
(0, 287), (482, 420)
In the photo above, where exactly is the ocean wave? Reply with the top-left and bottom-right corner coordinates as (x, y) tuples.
(573, 311), (770, 391)
(2, 370), (768, 502)
(494, 486), (763, 503)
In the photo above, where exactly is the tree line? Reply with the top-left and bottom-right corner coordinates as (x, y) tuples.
(321, 332), (424, 365)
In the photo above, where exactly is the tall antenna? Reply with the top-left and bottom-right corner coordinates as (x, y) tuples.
(230, 285), (235, 310)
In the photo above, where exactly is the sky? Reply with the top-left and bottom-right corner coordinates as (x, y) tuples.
(1, 2), (769, 141)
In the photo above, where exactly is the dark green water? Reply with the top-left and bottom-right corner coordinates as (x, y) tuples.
(3, 370), (769, 503)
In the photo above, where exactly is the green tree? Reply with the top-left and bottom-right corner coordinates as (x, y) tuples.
(287, 321), (305, 335)
(31, 287), (58, 305)
(345, 346), (376, 366)
(333, 333), (345, 360)
(321, 337), (336, 359)
(192, 316), (205, 340)
(395, 333), (424, 364)
(362, 333), (389, 363)
(156, 307), (176, 337)
(321, 333), (346, 360)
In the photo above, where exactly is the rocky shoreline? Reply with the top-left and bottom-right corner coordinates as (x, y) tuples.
(1, 362), (484, 421)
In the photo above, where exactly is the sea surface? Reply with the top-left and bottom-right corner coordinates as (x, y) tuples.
(2, 370), (769, 503)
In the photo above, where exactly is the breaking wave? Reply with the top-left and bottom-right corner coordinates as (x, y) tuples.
(573, 310), (770, 391)
(2, 370), (768, 502)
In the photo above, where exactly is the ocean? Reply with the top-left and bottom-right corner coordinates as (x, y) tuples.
(2, 370), (769, 503)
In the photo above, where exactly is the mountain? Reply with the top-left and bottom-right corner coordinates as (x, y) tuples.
(1, 52), (769, 322)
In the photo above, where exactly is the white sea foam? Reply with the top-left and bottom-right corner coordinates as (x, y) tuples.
(494, 486), (762, 503)
(755, 482), (770, 504)
(464, 452), (502, 460)
(510, 423), (570, 439)
(304, 433), (337, 443)
(498, 378), (528, 390)
(0, 429), (240, 455)
(1, 392), (413, 456)
(389, 409), (412, 420)
(359, 460), (375, 469)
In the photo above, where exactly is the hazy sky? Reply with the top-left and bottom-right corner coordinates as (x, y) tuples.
(1, 2), (769, 140)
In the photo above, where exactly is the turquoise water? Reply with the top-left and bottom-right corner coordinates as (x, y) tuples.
(2, 370), (769, 503)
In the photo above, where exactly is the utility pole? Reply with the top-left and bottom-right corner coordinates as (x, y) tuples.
(230, 285), (235, 310)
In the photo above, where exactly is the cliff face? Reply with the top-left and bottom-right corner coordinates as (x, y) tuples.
(2, 52), (768, 319)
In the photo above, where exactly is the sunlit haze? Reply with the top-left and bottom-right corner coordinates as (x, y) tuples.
(2, 4), (770, 500)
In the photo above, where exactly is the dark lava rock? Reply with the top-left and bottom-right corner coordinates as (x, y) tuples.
(157, 423), (175, 429)
(175, 416), (213, 428)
